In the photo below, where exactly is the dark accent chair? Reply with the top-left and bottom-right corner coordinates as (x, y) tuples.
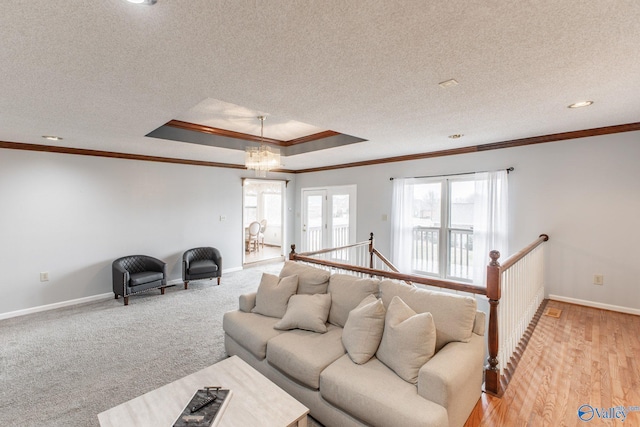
(182, 247), (222, 289)
(112, 255), (167, 306)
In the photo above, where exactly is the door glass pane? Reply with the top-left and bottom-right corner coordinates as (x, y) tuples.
(411, 182), (441, 275)
(306, 194), (323, 252)
(332, 194), (349, 247)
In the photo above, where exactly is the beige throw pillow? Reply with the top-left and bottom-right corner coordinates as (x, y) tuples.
(376, 296), (436, 384)
(342, 294), (386, 364)
(328, 274), (379, 327)
(279, 261), (330, 295)
(251, 273), (298, 318)
(274, 293), (332, 333)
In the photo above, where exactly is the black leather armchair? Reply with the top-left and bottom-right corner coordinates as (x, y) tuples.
(182, 247), (222, 289)
(112, 255), (167, 306)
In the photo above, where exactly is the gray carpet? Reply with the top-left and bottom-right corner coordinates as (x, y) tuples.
(0, 262), (321, 427)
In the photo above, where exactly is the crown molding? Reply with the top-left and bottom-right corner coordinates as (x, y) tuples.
(293, 122), (640, 174)
(0, 140), (295, 173)
(165, 120), (340, 147)
(2, 121), (639, 174)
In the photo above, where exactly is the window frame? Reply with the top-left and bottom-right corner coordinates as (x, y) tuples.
(410, 175), (475, 283)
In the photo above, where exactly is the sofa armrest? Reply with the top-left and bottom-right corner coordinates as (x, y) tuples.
(418, 333), (485, 427)
(239, 292), (257, 312)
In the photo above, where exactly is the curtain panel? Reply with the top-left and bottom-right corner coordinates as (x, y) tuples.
(391, 171), (508, 286)
(472, 170), (509, 286)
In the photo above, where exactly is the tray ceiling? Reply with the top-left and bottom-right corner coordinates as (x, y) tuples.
(1, 1), (639, 171)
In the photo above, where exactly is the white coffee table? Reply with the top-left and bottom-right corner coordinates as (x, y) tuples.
(98, 356), (308, 427)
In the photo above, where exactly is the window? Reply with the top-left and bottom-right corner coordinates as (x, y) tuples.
(262, 193), (282, 227)
(244, 194), (257, 225)
(409, 177), (474, 281)
(391, 170), (508, 285)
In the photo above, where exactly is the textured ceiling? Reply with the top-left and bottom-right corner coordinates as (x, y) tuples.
(1, 1), (639, 170)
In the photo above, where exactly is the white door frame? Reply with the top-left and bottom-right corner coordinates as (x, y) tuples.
(242, 179), (286, 264)
(301, 185), (357, 252)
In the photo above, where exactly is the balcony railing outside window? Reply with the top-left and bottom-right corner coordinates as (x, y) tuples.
(412, 226), (473, 281)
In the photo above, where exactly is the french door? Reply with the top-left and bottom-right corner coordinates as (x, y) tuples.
(301, 185), (356, 253)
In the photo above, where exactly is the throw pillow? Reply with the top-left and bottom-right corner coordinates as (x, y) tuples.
(251, 273), (298, 318)
(274, 293), (332, 333)
(279, 261), (330, 295)
(376, 296), (436, 384)
(327, 274), (379, 327)
(342, 294), (386, 364)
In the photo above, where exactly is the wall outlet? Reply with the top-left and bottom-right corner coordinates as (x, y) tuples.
(40, 272), (49, 282)
(219, 215), (226, 221)
(593, 274), (604, 285)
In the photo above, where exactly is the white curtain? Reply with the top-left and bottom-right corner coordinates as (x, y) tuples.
(472, 170), (509, 286)
(390, 178), (414, 272)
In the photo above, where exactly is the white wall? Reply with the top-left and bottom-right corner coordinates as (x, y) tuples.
(0, 149), (295, 315)
(3, 130), (638, 316)
(294, 131), (640, 311)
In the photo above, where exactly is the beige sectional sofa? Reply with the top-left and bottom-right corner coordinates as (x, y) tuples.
(223, 261), (486, 427)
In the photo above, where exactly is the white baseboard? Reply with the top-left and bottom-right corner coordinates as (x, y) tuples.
(1, 268), (245, 321)
(548, 294), (640, 316)
(0, 292), (113, 321)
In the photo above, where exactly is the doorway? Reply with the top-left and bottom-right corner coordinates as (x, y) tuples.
(301, 185), (356, 252)
(243, 179), (286, 264)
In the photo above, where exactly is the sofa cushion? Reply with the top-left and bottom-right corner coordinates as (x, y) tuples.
(320, 355), (449, 427)
(376, 296), (436, 384)
(327, 274), (379, 327)
(342, 294), (386, 364)
(274, 293), (332, 333)
(188, 259), (218, 275)
(379, 279), (477, 351)
(129, 271), (163, 286)
(279, 261), (330, 295)
(251, 273), (298, 318)
(266, 325), (345, 389)
(222, 311), (284, 360)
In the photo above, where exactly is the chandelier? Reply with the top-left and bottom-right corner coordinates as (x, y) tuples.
(245, 116), (281, 177)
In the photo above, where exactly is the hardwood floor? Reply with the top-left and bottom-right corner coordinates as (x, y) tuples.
(465, 300), (640, 426)
(244, 245), (283, 264)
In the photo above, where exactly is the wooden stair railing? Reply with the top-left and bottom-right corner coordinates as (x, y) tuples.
(289, 232), (550, 398)
(483, 234), (549, 397)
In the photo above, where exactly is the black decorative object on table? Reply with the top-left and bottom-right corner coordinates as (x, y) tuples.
(173, 387), (232, 427)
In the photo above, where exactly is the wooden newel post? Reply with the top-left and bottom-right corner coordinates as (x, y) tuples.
(289, 244), (296, 260)
(484, 249), (503, 397)
(368, 232), (374, 269)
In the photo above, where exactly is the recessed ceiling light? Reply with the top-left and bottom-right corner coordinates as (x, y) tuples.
(568, 101), (593, 109)
(448, 134), (463, 139)
(42, 135), (63, 141)
(126, 0), (157, 4)
(439, 79), (459, 88)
